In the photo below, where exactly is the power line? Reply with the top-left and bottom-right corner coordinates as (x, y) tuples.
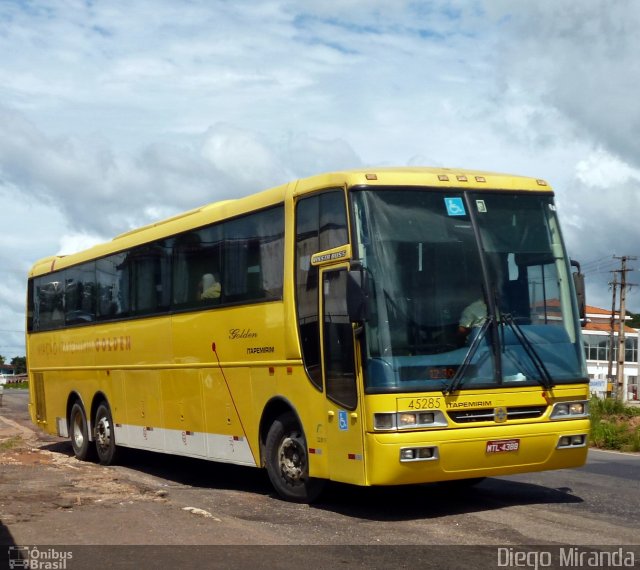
(583, 267), (618, 277)
(582, 258), (618, 273)
(581, 255), (618, 269)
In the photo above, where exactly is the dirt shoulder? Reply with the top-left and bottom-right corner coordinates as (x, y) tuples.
(0, 397), (174, 545)
(0, 391), (277, 547)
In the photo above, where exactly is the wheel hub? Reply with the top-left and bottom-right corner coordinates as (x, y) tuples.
(278, 435), (306, 483)
(72, 414), (84, 448)
(95, 416), (111, 450)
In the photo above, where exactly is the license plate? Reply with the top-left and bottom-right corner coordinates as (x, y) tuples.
(486, 439), (520, 453)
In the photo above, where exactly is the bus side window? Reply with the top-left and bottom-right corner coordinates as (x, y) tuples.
(319, 191), (348, 250)
(35, 275), (65, 330)
(97, 254), (129, 319)
(128, 240), (172, 315)
(173, 227), (223, 308)
(295, 190), (349, 391)
(323, 269), (357, 409)
(296, 196), (322, 388)
(65, 263), (96, 325)
(223, 207), (284, 303)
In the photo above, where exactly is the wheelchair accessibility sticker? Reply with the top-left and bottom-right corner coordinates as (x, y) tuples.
(444, 197), (466, 216)
(338, 410), (348, 431)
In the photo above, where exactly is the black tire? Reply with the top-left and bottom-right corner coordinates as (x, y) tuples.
(94, 401), (119, 465)
(69, 401), (95, 461)
(265, 412), (325, 503)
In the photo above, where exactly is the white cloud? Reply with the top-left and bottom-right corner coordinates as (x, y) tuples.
(57, 233), (106, 256)
(201, 124), (290, 190)
(488, 1), (640, 166)
(575, 149), (640, 189)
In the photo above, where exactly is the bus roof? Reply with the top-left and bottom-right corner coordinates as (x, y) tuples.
(28, 167), (552, 277)
(293, 167), (550, 194)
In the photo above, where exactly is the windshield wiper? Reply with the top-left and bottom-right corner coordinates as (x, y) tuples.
(501, 313), (555, 389)
(442, 312), (556, 394)
(442, 317), (492, 395)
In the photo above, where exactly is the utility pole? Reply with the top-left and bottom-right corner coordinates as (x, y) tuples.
(614, 255), (638, 402)
(607, 272), (617, 398)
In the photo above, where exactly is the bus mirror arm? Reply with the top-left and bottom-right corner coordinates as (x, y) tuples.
(570, 259), (587, 324)
(347, 262), (371, 325)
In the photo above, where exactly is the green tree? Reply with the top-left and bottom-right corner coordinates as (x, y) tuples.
(10, 356), (27, 374)
(629, 312), (640, 329)
(0, 354), (5, 365)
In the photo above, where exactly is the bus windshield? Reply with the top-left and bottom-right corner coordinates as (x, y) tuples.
(351, 188), (587, 393)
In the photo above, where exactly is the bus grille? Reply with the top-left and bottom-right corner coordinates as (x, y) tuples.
(448, 405), (547, 423)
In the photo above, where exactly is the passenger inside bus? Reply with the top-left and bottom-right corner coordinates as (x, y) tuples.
(198, 273), (221, 301)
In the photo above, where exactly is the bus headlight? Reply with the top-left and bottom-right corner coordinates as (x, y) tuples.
(550, 401), (589, 419)
(399, 446), (439, 462)
(374, 413), (396, 430)
(398, 412), (437, 428)
(557, 434), (587, 448)
(374, 411), (447, 431)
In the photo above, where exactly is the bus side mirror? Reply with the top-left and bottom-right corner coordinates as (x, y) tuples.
(347, 264), (370, 324)
(570, 259), (587, 322)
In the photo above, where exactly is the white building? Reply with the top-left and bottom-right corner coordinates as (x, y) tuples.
(0, 364), (16, 385)
(582, 305), (639, 401)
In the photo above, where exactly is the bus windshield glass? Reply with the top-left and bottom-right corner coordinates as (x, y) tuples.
(350, 188), (587, 393)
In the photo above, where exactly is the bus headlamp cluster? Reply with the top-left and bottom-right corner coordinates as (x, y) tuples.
(550, 401), (589, 419)
(373, 410), (448, 431)
(557, 434), (587, 448)
(399, 446), (439, 462)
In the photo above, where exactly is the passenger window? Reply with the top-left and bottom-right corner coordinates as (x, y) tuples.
(35, 274), (65, 330)
(96, 254), (129, 319)
(173, 226), (223, 308)
(295, 189), (349, 390)
(224, 207), (284, 303)
(320, 192), (349, 251)
(323, 269), (357, 409)
(131, 241), (172, 315)
(65, 263), (96, 325)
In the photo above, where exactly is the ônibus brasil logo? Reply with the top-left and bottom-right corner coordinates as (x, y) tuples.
(7, 546), (73, 569)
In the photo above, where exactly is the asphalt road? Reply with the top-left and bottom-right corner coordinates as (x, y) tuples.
(1, 389), (638, 569)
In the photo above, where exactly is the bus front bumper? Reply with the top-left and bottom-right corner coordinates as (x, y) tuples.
(364, 419), (590, 486)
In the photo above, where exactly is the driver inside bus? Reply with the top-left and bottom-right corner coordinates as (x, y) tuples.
(457, 259), (503, 344)
(457, 298), (488, 344)
(198, 273), (221, 300)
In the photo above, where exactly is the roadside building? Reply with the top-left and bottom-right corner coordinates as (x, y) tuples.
(0, 364), (16, 385)
(582, 305), (639, 401)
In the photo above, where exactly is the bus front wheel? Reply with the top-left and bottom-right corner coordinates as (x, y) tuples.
(94, 401), (118, 465)
(69, 402), (94, 461)
(265, 412), (324, 503)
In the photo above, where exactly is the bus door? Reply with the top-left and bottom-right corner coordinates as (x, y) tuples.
(320, 266), (366, 485)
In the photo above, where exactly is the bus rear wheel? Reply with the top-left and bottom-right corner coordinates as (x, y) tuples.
(69, 402), (94, 461)
(265, 412), (324, 503)
(94, 401), (118, 465)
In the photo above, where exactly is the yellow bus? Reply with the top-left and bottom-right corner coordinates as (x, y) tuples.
(26, 167), (590, 502)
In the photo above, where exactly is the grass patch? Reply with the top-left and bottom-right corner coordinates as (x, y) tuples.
(590, 396), (640, 452)
(2, 382), (28, 389)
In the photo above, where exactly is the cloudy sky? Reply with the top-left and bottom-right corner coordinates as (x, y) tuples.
(1, 0), (639, 360)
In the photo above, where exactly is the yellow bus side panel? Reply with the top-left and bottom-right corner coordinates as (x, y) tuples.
(170, 304), (287, 367)
(162, 369), (205, 433)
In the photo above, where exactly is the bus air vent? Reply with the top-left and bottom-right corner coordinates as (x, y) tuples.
(448, 405), (547, 423)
